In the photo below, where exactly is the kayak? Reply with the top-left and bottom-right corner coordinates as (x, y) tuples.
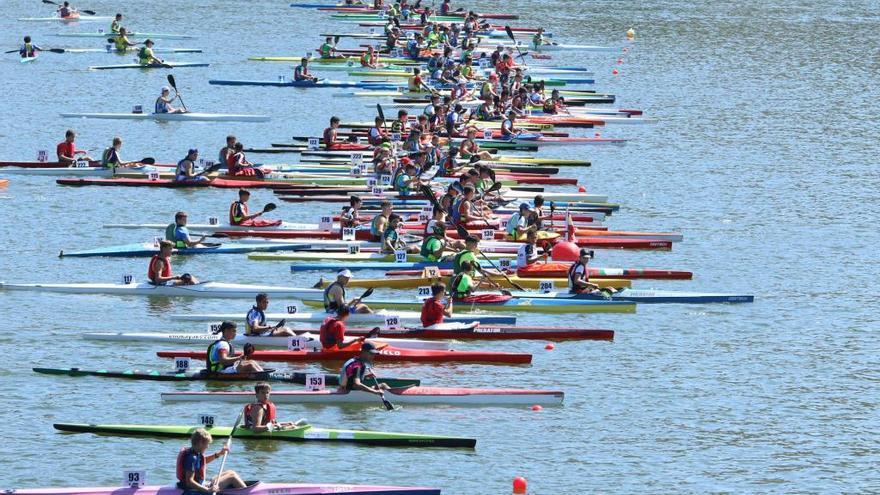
(516, 262), (694, 280)
(53, 32), (196, 39)
(0, 281), (323, 299)
(18, 15), (114, 21)
(162, 386), (563, 406)
(57, 178), (293, 188)
(508, 289), (755, 304)
(82, 331), (451, 351)
(33, 367), (419, 388)
(314, 275), (631, 290)
(0, 179), (8, 187)
(8, 481), (440, 495)
(20, 56), (38, 63)
(208, 79), (400, 89)
(62, 48), (202, 53)
(289, 260), (519, 272)
(172, 310), (516, 325)
(248, 251), (511, 262)
(54, 423), (475, 448)
(249, 56), (414, 64)
(60, 112), (268, 122)
(59, 241), (309, 257)
(0, 165), (171, 176)
(300, 297), (636, 314)
(157, 345), (533, 364)
(88, 62), (209, 70)
(343, 323), (614, 341)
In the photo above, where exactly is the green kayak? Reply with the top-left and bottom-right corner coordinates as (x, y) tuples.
(54, 423), (476, 448)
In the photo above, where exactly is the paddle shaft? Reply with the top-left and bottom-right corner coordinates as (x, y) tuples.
(215, 409), (244, 485)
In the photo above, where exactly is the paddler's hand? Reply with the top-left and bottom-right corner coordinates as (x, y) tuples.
(217, 445), (230, 456)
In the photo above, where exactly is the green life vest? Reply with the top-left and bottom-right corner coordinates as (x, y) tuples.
(449, 272), (473, 297)
(420, 235), (443, 261)
(452, 250), (477, 274)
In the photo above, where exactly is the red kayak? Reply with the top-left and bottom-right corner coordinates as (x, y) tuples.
(516, 262), (693, 280)
(437, 229), (671, 249)
(56, 178), (295, 189)
(334, 213), (603, 224)
(157, 344), (532, 365)
(344, 325), (614, 341)
(385, 266), (694, 280)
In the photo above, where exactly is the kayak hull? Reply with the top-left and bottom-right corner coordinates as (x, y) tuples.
(60, 112), (268, 122)
(60, 241), (310, 257)
(8, 481), (440, 495)
(82, 332), (450, 350)
(157, 346), (533, 364)
(301, 298), (636, 314)
(171, 310), (517, 325)
(0, 281), (322, 299)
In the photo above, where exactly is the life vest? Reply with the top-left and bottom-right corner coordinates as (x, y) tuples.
(449, 272), (472, 297)
(229, 201), (248, 225)
(101, 147), (117, 168)
(155, 97), (169, 114)
(360, 51), (375, 67)
(319, 316), (344, 347)
(339, 356), (368, 391)
(243, 401), (276, 428)
(206, 338), (234, 372)
(137, 46), (152, 64)
(176, 447), (206, 487)
(147, 254), (171, 282)
(420, 234), (442, 261)
(506, 212), (521, 236)
(322, 282), (346, 312)
(370, 214), (387, 238)
(322, 127), (335, 147)
(114, 35), (127, 51)
(568, 261), (588, 286)
(165, 223), (187, 248)
(382, 225), (399, 249)
(452, 250), (474, 274)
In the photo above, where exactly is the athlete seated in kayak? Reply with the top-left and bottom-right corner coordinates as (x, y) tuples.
(392, 161), (420, 197)
(229, 189), (273, 226)
(112, 28), (137, 52)
(208, 321), (264, 373)
(385, 26), (402, 52)
(175, 148), (209, 182)
(369, 201), (393, 242)
(323, 116), (357, 150)
(340, 196), (362, 231)
(518, 229), (543, 265)
(421, 283), (453, 326)
(56, 1), (76, 18)
(420, 222), (447, 262)
(338, 341), (390, 394)
(407, 67), (434, 93)
(176, 428), (245, 493)
(155, 86), (185, 114)
(218, 135), (236, 165)
(390, 109), (409, 136)
(293, 57), (317, 82)
(101, 137), (140, 168)
(319, 36), (342, 59)
(480, 73), (500, 101)
(532, 27), (546, 49)
(245, 293), (296, 337)
(166, 211), (208, 248)
(243, 383), (304, 433)
(382, 214), (418, 254)
(227, 143), (264, 177)
(324, 270), (372, 314)
(148, 240), (198, 285)
(19, 36), (43, 59)
(500, 111), (523, 139)
(445, 103), (466, 136)
(506, 202), (536, 240)
(360, 45), (379, 68)
(425, 207), (465, 250)
(56, 129), (93, 165)
(320, 306), (356, 349)
(458, 127), (493, 161)
(568, 249), (600, 293)
(367, 117), (387, 146)
(110, 13), (123, 34)
(406, 32), (424, 59)
(372, 142), (395, 178)
(450, 186), (482, 225)
(138, 39), (164, 66)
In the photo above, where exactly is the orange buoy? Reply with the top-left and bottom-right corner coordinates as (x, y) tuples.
(551, 241), (579, 261)
(530, 405), (542, 412)
(513, 476), (528, 493)
(577, 186), (586, 193)
(545, 343), (555, 350)
(612, 68), (619, 75)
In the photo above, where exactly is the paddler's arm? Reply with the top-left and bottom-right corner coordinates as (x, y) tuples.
(351, 375), (388, 394)
(247, 406), (272, 433)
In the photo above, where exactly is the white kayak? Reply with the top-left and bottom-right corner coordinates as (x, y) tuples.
(63, 48), (202, 54)
(18, 15), (114, 22)
(162, 386), (564, 406)
(171, 310), (517, 326)
(82, 332), (450, 351)
(0, 165), (165, 176)
(0, 281), (322, 299)
(53, 32), (196, 40)
(88, 62), (209, 70)
(60, 112), (269, 122)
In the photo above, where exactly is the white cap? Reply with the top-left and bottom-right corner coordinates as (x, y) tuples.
(161, 86), (170, 93)
(338, 269), (353, 278)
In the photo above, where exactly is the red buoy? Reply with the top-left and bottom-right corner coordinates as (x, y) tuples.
(551, 241), (579, 261)
(545, 343), (555, 350)
(513, 477), (528, 493)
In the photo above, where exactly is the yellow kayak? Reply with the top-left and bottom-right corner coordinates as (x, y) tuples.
(249, 251), (513, 262)
(315, 276), (631, 290)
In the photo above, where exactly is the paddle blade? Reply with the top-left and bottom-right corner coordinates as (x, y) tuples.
(49, 48), (66, 54)
(376, 103), (385, 122)
(504, 25), (515, 41)
(454, 223), (469, 238)
(366, 327), (381, 338)
(487, 181), (503, 193)
(139, 157), (156, 165)
(42, 0), (57, 4)
(418, 183), (441, 210)
(81, 9), (96, 15)
(166, 74), (177, 89)
(262, 202), (277, 213)
(360, 287), (375, 299)
(381, 395), (395, 411)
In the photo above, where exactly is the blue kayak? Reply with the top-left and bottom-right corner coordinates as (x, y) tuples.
(209, 79), (400, 89)
(509, 289), (755, 304)
(291, 260), (512, 272)
(61, 242), (309, 258)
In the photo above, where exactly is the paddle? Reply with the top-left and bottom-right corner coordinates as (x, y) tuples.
(139, 157), (156, 165)
(504, 25), (528, 65)
(195, 162), (223, 177)
(454, 223), (525, 291)
(549, 201), (555, 228)
(376, 103), (387, 132)
(261, 202), (277, 214)
(214, 409), (244, 486)
(6, 47), (64, 54)
(167, 74), (188, 111)
(371, 374), (395, 411)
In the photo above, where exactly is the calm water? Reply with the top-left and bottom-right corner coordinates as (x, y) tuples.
(1, 0), (878, 493)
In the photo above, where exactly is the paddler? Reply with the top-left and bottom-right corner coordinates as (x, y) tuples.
(243, 383), (305, 432)
(155, 86), (185, 114)
(218, 135), (237, 165)
(407, 67), (433, 93)
(439, 0), (451, 15)
(175, 148), (209, 182)
(110, 13), (124, 34)
(56, 1), (76, 18)
(390, 109), (410, 136)
(148, 240), (199, 285)
(207, 321), (264, 373)
(406, 32), (424, 59)
(479, 73), (499, 101)
(421, 283), (453, 326)
(229, 189), (267, 225)
(369, 200), (393, 242)
(245, 293), (297, 337)
(339, 341), (389, 394)
(506, 202), (535, 240)
(450, 185), (480, 225)
(100, 137), (141, 168)
(451, 236), (480, 275)
(319, 36), (342, 59)
(176, 428), (246, 493)
(19, 36), (43, 59)
(138, 39), (164, 66)
(532, 27), (546, 49)
(382, 214), (418, 254)
(112, 27), (137, 52)
(324, 270), (373, 314)
(360, 45), (378, 68)
(293, 57), (318, 82)
(340, 195), (363, 230)
(420, 221), (448, 261)
(323, 116), (344, 150)
(458, 127), (493, 161)
(56, 129), (93, 165)
(445, 103), (466, 136)
(393, 160), (420, 197)
(518, 229), (543, 265)
(227, 142), (263, 177)
(166, 210), (208, 248)
(499, 111), (522, 139)
(568, 249), (600, 293)
(320, 306), (354, 349)
(367, 116), (387, 146)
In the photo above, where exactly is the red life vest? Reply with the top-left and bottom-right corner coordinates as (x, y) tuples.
(148, 255), (171, 282)
(319, 316), (345, 348)
(243, 401), (277, 428)
(175, 447), (206, 486)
